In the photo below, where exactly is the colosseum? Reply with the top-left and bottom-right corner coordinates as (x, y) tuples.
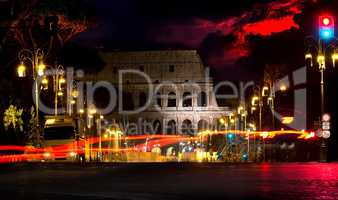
(85, 50), (233, 135)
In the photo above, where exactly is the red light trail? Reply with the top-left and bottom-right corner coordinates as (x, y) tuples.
(0, 130), (317, 164)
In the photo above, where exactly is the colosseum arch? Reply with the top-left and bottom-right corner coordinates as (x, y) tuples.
(167, 92), (176, 107)
(183, 92), (192, 107)
(197, 119), (209, 132)
(153, 119), (162, 134)
(181, 119), (194, 135)
(197, 91), (207, 107)
(166, 120), (177, 135)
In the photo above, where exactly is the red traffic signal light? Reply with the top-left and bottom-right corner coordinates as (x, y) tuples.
(319, 15), (335, 40)
(321, 16), (332, 26)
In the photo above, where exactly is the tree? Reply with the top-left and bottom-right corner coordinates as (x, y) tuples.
(1, 0), (93, 51)
(263, 64), (287, 86)
(26, 106), (41, 146)
(3, 104), (24, 132)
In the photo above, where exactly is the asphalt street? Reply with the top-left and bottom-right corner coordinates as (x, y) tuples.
(0, 162), (337, 200)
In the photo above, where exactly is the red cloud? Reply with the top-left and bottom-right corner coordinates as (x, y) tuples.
(151, 0), (304, 65)
(242, 15), (299, 36)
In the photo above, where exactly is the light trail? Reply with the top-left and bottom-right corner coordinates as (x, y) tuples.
(0, 130), (317, 164)
(197, 130), (316, 139)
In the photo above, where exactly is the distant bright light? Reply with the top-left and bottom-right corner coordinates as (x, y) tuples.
(280, 84), (287, 92)
(17, 63), (26, 77)
(323, 30), (331, 37)
(45, 118), (55, 125)
(319, 16), (334, 40)
(227, 133), (234, 140)
(43, 152), (51, 158)
(69, 151), (77, 157)
(305, 53), (312, 60)
(261, 131), (269, 139)
(262, 86), (269, 97)
(282, 117), (294, 124)
(59, 77), (66, 84)
(37, 63), (45, 76)
(305, 132), (315, 140)
(319, 19), (334, 39)
(322, 17), (331, 26)
(322, 113), (330, 122)
(251, 96), (259, 106)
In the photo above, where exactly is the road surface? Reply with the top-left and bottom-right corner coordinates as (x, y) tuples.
(0, 162), (337, 200)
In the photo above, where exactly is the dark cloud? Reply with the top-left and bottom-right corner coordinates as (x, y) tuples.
(148, 0), (303, 67)
(74, 0), (338, 78)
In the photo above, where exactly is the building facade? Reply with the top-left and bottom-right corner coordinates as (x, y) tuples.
(86, 50), (233, 135)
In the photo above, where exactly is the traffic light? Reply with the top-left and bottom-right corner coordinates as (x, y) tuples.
(319, 15), (334, 40)
(227, 133), (234, 140)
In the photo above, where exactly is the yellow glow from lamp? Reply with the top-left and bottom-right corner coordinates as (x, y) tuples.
(57, 91), (63, 97)
(89, 107), (97, 115)
(37, 62), (45, 76)
(41, 77), (48, 90)
(17, 62), (26, 77)
(280, 84), (287, 92)
(317, 55), (325, 62)
(251, 96), (259, 106)
(72, 90), (79, 98)
(237, 106), (244, 114)
(282, 116), (294, 125)
(317, 55), (325, 69)
(332, 53), (338, 68)
(305, 53), (312, 59)
(262, 86), (269, 97)
(59, 76), (66, 84)
(42, 77), (48, 85)
(45, 119), (55, 125)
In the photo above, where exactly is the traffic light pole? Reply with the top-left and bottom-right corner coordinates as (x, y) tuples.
(319, 40), (327, 162)
(306, 14), (337, 162)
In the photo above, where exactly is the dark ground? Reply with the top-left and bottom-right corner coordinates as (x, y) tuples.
(0, 162), (337, 200)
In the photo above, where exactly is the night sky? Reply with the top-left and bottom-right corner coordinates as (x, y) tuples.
(71, 0), (337, 80)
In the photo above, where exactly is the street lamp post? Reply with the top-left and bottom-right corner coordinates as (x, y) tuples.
(305, 15), (338, 162)
(53, 66), (65, 116)
(238, 104), (249, 160)
(251, 85), (272, 162)
(17, 48), (46, 145)
(41, 65), (66, 116)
